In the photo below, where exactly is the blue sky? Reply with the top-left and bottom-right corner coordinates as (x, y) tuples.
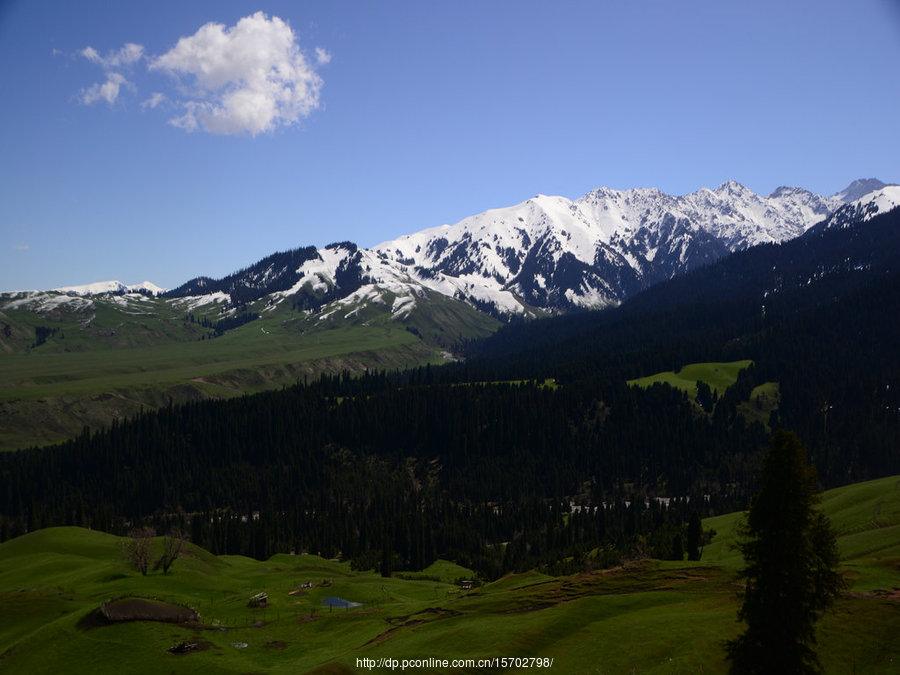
(2, 0), (899, 292)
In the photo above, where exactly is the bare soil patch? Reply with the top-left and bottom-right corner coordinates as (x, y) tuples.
(78, 597), (199, 630)
(848, 588), (900, 601)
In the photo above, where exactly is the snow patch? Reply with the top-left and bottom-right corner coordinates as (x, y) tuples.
(391, 294), (416, 319)
(2, 291), (95, 313)
(171, 292), (231, 311)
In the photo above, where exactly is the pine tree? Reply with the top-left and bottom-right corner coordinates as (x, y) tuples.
(726, 430), (844, 674)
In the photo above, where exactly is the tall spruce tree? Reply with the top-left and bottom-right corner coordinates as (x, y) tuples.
(726, 430), (844, 674)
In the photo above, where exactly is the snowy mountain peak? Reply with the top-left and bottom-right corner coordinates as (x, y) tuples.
(807, 185), (900, 235)
(296, 178), (892, 318)
(768, 185), (812, 199)
(866, 185), (900, 213)
(27, 178), (895, 323)
(844, 185), (900, 220)
(833, 178), (895, 203)
(366, 180), (856, 315)
(715, 179), (752, 195)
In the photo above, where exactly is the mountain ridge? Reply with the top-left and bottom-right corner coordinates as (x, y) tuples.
(8, 179), (896, 324)
(173, 178), (891, 317)
(51, 280), (167, 296)
(2, 179), (897, 453)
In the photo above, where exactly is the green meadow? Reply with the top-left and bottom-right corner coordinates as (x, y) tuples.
(0, 322), (431, 451)
(627, 360), (753, 398)
(628, 360), (781, 428)
(0, 323), (425, 400)
(0, 288), (503, 451)
(1, 476), (898, 673)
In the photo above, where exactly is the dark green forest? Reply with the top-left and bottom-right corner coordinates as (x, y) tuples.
(1, 209), (898, 580)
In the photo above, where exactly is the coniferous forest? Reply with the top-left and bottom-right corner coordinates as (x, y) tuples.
(1, 209), (898, 580)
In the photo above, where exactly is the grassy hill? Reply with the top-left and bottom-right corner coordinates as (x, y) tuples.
(1, 476), (898, 673)
(0, 289), (498, 451)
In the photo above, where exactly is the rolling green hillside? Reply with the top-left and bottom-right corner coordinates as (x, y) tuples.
(1, 476), (898, 673)
(0, 288), (498, 451)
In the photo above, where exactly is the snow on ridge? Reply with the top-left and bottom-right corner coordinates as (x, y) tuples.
(130, 281), (167, 295)
(382, 181), (839, 270)
(859, 185), (900, 219)
(363, 180), (859, 315)
(288, 174), (885, 319)
(171, 291), (231, 311)
(52, 280), (167, 296)
(53, 280), (127, 295)
(25, 179), (881, 322)
(823, 186), (900, 230)
(833, 178), (895, 203)
(1, 292), (95, 313)
(287, 249), (341, 295)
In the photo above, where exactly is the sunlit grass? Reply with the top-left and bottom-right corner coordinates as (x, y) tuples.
(628, 360), (753, 398)
(1, 475), (897, 673)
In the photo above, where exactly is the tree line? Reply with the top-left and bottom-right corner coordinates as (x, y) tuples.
(0, 370), (758, 579)
(2, 208), (897, 580)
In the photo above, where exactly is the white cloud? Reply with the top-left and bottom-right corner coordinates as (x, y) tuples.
(149, 12), (326, 136)
(78, 42), (143, 106)
(12, 244), (29, 251)
(80, 45), (101, 63)
(141, 92), (167, 109)
(79, 72), (132, 105)
(80, 43), (144, 69)
(315, 47), (332, 65)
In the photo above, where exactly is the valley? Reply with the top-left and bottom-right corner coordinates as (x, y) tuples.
(2, 179), (899, 671)
(4, 0), (899, 669)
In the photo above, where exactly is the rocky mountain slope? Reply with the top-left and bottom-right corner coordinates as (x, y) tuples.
(6, 180), (898, 329)
(160, 178), (893, 320)
(371, 180), (849, 314)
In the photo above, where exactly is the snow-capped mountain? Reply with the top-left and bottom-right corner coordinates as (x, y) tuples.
(368, 180), (847, 314)
(53, 280), (166, 296)
(832, 178), (895, 203)
(21, 179), (897, 323)
(808, 185), (900, 233)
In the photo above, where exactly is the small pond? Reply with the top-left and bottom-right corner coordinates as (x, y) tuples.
(321, 596), (363, 608)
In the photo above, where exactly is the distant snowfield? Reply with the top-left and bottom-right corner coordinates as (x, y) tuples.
(52, 280), (167, 296)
